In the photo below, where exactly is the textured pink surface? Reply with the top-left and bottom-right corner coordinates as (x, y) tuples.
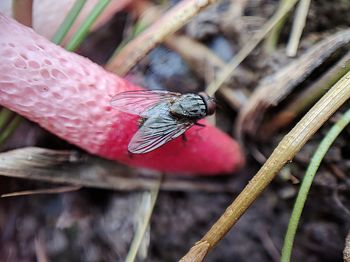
(0, 14), (244, 175)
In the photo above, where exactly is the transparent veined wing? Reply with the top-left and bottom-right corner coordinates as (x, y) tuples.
(128, 113), (194, 153)
(110, 90), (181, 117)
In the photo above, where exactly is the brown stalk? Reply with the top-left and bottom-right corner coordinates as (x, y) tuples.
(106, 0), (218, 76)
(180, 71), (350, 261)
(12, 0), (33, 27)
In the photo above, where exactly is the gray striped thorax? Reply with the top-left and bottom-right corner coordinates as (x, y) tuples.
(169, 94), (207, 119)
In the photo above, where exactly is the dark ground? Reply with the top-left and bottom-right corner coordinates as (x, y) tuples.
(1, 0), (350, 261)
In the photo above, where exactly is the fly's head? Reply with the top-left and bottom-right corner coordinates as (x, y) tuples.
(199, 92), (216, 116)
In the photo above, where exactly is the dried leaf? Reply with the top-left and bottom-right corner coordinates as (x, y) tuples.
(236, 29), (350, 139)
(260, 50), (350, 137)
(0, 147), (237, 193)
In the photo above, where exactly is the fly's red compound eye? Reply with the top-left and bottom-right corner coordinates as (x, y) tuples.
(206, 99), (216, 115)
(199, 92), (216, 115)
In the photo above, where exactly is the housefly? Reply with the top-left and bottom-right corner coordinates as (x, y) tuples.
(110, 90), (216, 154)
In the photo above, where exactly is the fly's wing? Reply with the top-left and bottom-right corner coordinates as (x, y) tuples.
(128, 114), (194, 154)
(110, 90), (181, 117)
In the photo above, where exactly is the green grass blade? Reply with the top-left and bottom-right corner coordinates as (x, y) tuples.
(264, 0), (293, 52)
(0, 108), (21, 146)
(65, 0), (111, 51)
(125, 177), (161, 262)
(0, 108), (14, 130)
(51, 0), (87, 45)
(108, 19), (148, 62)
(281, 107), (350, 262)
(0, 114), (22, 145)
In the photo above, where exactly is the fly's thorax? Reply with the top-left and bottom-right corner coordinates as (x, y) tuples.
(169, 94), (207, 119)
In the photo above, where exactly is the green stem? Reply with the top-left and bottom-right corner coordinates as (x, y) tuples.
(107, 19), (148, 63)
(65, 0), (111, 51)
(0, 115), (22, 145)
(125, 178), (161, 262)
(264, 0), (294, 53)
(51, 0), (87, 45)
(0, 108), (14, 130)
(281, 108), (350, 262)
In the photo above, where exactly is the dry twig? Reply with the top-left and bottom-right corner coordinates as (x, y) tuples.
(106, 0), (218, 75)
(286, 0), (311, 57)
(206, 0), (300, 96)
(181, 70), (350, 261)
(1, 185), (82, 198)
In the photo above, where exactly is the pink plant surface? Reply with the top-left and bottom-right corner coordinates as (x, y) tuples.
(0, 0), (132, 42)
(0, 14), (244, 175)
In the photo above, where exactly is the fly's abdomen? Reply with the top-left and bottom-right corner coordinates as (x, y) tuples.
(170, 94), (207, 119)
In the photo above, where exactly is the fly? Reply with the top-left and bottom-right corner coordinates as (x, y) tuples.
(110, 90), (216, 154)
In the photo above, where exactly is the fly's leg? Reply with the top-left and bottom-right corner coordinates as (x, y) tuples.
(195, 122), (206, 127)
(194, 122), (206, 137)
(127, 151), (134, 159)
(182, 133), (187, 143)
(182, 122), (205, 143)
(138, 117), (146, 127)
